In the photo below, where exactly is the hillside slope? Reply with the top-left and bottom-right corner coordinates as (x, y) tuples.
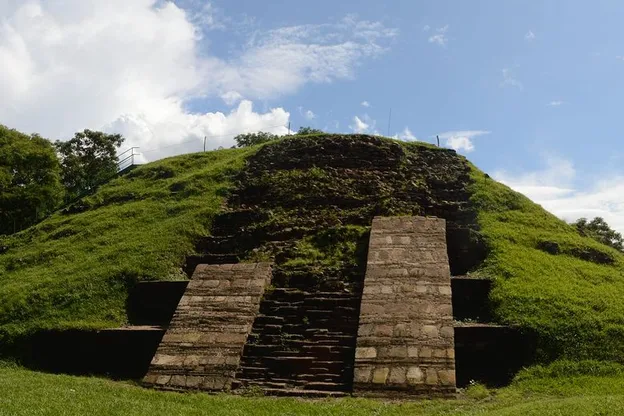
(1, 134), (624, 365)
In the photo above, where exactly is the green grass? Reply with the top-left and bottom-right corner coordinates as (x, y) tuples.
(469, 165), (624, 361)
(2, 365), (624, 415)
(0, 147), (256, 343)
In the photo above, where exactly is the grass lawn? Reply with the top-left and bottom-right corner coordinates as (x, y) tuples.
(1, 365), (623, 416)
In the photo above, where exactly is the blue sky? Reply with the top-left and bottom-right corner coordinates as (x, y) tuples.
(1, 1), (624, 231)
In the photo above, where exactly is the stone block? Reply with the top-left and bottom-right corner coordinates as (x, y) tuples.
(215, 332), (247, 344)
(438, 286), (452, 296)
(155, 375), (171, 385)
(406, 367), (424, 385)
(381, 285), (393, 294)
(421, 325), (439, 338)
(372, 367), (390, 384)
(388, 346), (408, 358)
(425, 370), (439, 385)
(440, 326), (454, 339)
(388, 367), (407, 384)
(152, 354), (180, 366)
(438, 370), (456, 386)
(373, 325), (394, 337)
(420, 347), (432, 358)
(357, 324), (374, 336)
(225, 355), (240, 366)
(407, 346), (419, 357)
(363, 285), (381, 295)
(186, 376), (203, 388)
(393, 323), (409, 337)
(354, 367), (373, 383)
(183, 355), (200, 368)
(433, 348), (447, 358)
(181, 332), (202, 343)
(355, 347), (377, 359)
(143, 374), (158, 384)
(170, 375), (187, 387)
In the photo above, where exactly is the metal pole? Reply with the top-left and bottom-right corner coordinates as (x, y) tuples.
(387, 108), (392, 137)
(436, 135), (440, 147)
(203, 136), (206, 152)
(288, 122), (291, 135)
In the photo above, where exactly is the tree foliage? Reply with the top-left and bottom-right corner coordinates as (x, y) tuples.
(234, 127), (326, 148)
(297, 126), (324, 135)
(233, 131), (278, 148)
(55, 130), (124, 202)
(573, 217), (624, 252)
(0, 125), (64, 235)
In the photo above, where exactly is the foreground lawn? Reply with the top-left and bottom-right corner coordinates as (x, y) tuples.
(1, 366), (624, 415)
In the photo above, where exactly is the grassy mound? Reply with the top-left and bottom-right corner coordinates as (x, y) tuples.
(470, 167), (624, 361)
(1, 134), (624, 367)
(0, 147), (254, 342)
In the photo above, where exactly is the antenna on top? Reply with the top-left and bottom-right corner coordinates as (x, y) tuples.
(387, 108), (392, 137)
(436, 135), (440, 147)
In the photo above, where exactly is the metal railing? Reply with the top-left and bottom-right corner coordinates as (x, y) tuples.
(117, 147), (140, 172)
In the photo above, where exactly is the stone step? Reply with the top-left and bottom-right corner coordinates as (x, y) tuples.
(183, 255), (240, 276)
(254, 388), (349, 398)
(231, 380), (349, 397)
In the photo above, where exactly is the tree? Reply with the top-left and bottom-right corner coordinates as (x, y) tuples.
(573, 217), (624, 252)
(0, 125), (64, 234)
(233, 131), (277, 148)
(55, 130), (124, 202)
(296, 127), (324, 135)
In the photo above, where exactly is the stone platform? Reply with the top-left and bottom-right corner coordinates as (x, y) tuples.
(353, 216), (456, 397)
(143, 263), (272, 391)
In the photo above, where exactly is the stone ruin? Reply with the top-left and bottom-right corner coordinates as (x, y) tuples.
(143, 216), (456, 397)
(14, 138), (534, 397)
(18, 214), (531, 397)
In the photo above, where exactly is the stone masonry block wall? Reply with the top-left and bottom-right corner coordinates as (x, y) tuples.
(143, 263), (271, 391)
(354, 216), (456, 397)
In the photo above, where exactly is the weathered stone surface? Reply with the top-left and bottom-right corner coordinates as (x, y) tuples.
(143, 263), (271, 391)
(354, 216), (456, 398)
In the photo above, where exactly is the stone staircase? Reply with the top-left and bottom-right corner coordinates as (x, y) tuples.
(137, 214), (534, 396)
(143, 263), (272, 391)
(233, 288), (361, 396)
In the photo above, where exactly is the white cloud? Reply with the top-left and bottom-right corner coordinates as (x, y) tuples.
(437, 130), (490, 153)
(428, 25), (449, 47)
(304, 110), (316, 120)
(349, 116), (369, 133)
(446, 136), (474, 152)
(494, 157), (624, 234)
(395, 127), (417, 141)
(422, 25), (431, 32)
(525, 30), (536, 41)
(221, 91), (243, 106)
(108, 100), (289, 160)
(0, 2), (396, 158)
(361, 100), (370, 107)
(548, 100), (565, 107)
(500, 68), (523, 89)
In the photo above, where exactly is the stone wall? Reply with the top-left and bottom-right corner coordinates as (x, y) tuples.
(353, 216), (456, 397)
(143, 263), (271, 391)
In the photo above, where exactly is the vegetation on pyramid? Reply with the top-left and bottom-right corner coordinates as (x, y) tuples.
(1, 133), (624, 368)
